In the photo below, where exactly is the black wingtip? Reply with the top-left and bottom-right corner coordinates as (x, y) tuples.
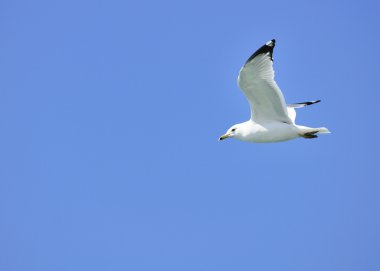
(306, 99), (321, 105)
(296, 100), (321, 106)
(245, 39), (276, 64)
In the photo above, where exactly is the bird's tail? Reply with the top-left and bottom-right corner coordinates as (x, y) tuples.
(297, 126), (331, 139)
(315, 127), (330, 134)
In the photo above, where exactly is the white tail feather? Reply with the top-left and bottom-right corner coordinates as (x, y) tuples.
(297, 125), (331, 136)
(316, 127), (330, 134)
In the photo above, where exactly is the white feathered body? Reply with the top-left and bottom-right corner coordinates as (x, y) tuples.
(219, 39), (330, 143)
(233, 121), (329, 143)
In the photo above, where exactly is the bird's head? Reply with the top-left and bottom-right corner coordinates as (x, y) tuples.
(219, 125), (241, 141)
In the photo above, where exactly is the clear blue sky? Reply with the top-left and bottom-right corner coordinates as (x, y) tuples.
(1, 0), (379, 270)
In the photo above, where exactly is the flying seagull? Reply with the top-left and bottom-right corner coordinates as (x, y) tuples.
(219, 39), (330, 143)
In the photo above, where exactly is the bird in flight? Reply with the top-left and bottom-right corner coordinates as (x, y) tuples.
(219, 39), (330, 143)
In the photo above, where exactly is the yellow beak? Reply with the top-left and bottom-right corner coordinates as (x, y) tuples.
(219, 133), (231, 141)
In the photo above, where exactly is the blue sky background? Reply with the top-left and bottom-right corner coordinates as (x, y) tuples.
(1, 0), (379, 270)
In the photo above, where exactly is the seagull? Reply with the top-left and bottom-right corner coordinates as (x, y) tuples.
(219, 39), (330, 143)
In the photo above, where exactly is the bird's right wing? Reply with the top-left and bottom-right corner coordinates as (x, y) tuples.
(238, 39), (292, 124)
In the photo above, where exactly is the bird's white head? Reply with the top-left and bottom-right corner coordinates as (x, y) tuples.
(219, 124), (243, 141)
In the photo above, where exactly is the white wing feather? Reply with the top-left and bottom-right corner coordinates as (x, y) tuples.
(287, 107), (296, 123)
(237, 40), (292, 124)
(287, 100), (321, 123)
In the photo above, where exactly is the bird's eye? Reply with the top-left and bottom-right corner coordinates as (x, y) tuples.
(231, 128), (236, 132)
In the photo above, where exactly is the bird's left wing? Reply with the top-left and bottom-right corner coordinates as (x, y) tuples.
(237, 39), (292, 124)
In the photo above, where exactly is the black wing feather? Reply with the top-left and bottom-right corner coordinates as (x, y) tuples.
(244, 39), (276, 65)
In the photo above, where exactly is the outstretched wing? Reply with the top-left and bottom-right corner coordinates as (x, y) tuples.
(287, 100), (321, 123)
(237, 39), (292, 124)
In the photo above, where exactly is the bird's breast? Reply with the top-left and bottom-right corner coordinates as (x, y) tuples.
(239, 122), (299, 143)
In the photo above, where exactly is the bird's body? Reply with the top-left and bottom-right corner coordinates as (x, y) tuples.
(226, 120), (329, 143)
(219, 39), (330, 143)
(231, 120), (300, 143)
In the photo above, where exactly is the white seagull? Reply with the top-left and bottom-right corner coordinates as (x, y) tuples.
(219, 39), (330, 143)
